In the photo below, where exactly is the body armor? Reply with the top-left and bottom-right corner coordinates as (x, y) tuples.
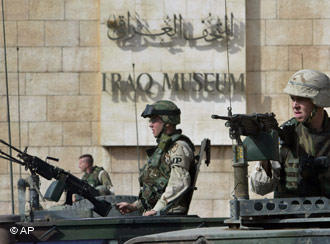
(82, 166), (104, 188)
(138, 131), (194, 211)
(276, 112), (330, 197)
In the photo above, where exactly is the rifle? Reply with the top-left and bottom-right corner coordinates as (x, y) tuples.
(0, 139), (111, 217)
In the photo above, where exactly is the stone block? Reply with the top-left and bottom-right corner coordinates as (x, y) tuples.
(264, 71), (292, 95)
(260, 46), (288, 71)
(289, 46), (330, 71)
(25, 73), (79, 95)
(100, 0), (135, 22)
(246, 0), (277, 19)
(20, 96), (46, 122)
(0, 156), (8, 173)
(184, 48), (216, 72)
(0, 122), (28, 149)
(0, 201), (12, 215)
(63, 47), (99, 72)
(80, 72), (101, 95)
(266, 20), (312, 45)
(29, 0), (64, 20)
(65, 0), (98, 20)
(111, 173), (133, 195)
(246, 71), (266, 95)
(49, 147), (82, 174)
(247, 46), (261, 72)
(101, 46), (132, 72)
(0, 48), (17, 72)
(199, 146), (233, 173)
(159, 49), (185, 72)
(186, 0), (226, 19)
(29, 122), (62, 146)
(193, 172), (231, 200)
(110, 147), (144, 173)
(213, 199), (230, 217)
(0, 73), (25, 96)
(313, 20), (330, 45)
(188, 199), (213, 217)
(80, 21), (99, 46)
(164, 0), (187, 16)
(279, 0), (330, 19)
(3, 0), (29, 20)
(47, 95), (98, 122)
(92, 122), (99, 145)
(0, 21), (17, 47)
(18, 21), (44, 47)
(19, 47), (61, 72)
(0, 175), (12, 200)
(0, 96), (18, 122)
(45, 21), (79, 47)
(135, 0), (164, 19)
(63, 122), (92, 146)
(246, 20), (265, 47)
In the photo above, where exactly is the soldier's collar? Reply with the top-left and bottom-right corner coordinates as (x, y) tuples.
(322, 110), (329, 131)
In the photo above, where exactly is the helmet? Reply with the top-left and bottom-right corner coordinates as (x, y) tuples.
(141, 100), (181, 125)
(283, 69), (330, 108)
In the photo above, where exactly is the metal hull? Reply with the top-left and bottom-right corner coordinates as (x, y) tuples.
(13, 216), (225, 243)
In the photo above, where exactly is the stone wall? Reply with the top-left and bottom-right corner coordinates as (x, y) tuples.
(0, 0), (329, 217)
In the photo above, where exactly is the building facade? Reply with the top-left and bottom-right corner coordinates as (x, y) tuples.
(0, 0), (329, 217)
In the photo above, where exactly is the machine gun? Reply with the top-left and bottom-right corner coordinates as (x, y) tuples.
(212, 112), (280, 203)
(0, 139), (111, 217)
(211, 113), (279, 143)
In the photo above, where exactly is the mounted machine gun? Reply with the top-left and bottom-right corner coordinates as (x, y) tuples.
(0, 139), (111, 217)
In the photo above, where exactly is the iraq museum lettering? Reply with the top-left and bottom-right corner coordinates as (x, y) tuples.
(100, 0), (246, 146)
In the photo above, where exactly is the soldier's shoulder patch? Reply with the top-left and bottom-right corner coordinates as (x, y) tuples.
(170, 143), (179, 154)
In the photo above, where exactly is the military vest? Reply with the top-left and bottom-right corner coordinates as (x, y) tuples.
(82, 166), (104, 188)
(138, 131), (194, 211)
(276, 112), (330, 197)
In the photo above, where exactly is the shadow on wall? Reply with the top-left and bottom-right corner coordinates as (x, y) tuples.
(246, 2), (271, 114)
(105, 14), (244, 55)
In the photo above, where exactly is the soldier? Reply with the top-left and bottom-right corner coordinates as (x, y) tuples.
(73, 154), (113, 202)
(250, 69), (330, 197)
(116, 100), (195, 216)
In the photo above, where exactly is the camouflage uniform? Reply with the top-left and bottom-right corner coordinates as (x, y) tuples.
(136, 100), (195, 214)
(82, 166), (113, 195)
(251, 69), (330, 197)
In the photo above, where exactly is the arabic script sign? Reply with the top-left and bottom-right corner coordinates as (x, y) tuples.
(106, 12), (234, 44)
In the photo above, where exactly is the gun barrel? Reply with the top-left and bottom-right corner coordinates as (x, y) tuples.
(211, 114), (230, 120)
(0, 149), (25, 165)
(0, 139), (24, 154)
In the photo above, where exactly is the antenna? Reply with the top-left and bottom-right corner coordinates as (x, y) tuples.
(132, 63), (141, 170)
(1, 0), (15, 214)
(224, 0), (232, 117)
(17, 47), (22, 178)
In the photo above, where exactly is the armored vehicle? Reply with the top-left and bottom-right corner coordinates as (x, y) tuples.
(0, 137), (227, 244)
(126, 112), (330, 244)
(1, 112), (330, 243)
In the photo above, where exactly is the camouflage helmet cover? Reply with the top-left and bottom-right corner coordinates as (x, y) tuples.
(284, 69), (330, 107)
(141, 100), (181, 125)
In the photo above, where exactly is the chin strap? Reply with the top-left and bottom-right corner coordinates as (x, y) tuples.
(304, 105), (318, 125)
